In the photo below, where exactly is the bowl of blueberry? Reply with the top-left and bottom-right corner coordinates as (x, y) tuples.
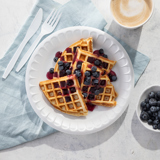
(136, 85), (160, 132)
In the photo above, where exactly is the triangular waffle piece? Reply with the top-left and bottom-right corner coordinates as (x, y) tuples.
(72, 60), (117, 107)
(39, 75), (88, 116)
(53, 37), (93, 78)
(72, 48), (116, 74)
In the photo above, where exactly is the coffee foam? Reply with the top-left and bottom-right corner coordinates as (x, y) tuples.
(111, 0), (152, 27)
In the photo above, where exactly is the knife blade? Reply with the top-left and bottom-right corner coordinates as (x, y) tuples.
(2, 8), (43, 79)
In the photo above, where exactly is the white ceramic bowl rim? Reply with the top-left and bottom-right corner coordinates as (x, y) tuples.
(136, 84), (160, 132)
(109, 0), (155, 29)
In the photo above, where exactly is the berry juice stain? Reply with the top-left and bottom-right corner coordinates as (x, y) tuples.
(86, 103), (96, 111)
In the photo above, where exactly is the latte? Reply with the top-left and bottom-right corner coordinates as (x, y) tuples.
(110, 0), (153, 27)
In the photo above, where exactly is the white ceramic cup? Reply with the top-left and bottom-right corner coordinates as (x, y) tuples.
(110, 0), (154, 29)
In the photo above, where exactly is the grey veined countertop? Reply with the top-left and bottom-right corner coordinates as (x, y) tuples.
(1, 0), (160, 160)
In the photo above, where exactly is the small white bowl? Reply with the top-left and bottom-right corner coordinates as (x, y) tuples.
(136, 85), (160, 132)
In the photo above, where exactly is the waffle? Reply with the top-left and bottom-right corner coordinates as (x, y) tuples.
(72, 48), (116, 74)
(53, 37), (93, 78)
(39, 75), (88, 116)
(72, 60), (117, 107)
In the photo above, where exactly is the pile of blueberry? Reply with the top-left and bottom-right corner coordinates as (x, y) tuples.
(81, 65), (104, 100)
(83, 66), (100, 86)
(58, 61), (71, 75)
(140, 91), (160, 130)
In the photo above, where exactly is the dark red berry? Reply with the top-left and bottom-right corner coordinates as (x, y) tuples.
(86, 103), (96, 111)
(93, 50), (99, 56)
(55, 51), (62, 58)
(66, 48), (72, 53)
(46, 72), (53, 79)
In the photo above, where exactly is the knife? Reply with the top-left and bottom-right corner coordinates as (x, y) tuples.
(2, 8), (43, 79)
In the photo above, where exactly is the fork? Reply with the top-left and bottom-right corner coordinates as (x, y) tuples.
(16, 9), (62, 72)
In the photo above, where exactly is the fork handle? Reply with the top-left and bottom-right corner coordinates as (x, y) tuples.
(16, 34), (43, 72)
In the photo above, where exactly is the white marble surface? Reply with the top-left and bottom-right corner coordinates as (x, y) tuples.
(1, 0), (160, 159)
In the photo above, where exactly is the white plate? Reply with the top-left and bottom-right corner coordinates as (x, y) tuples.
(26, 26), (134, 135)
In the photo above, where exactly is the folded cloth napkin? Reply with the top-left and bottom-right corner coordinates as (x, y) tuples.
(0, 0), (150, 150)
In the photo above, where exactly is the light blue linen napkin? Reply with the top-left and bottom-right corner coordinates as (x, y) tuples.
(0, 0), (149, 150)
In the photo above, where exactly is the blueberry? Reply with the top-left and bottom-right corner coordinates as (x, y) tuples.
(99, 88), (104, 93)
(153, 124), (158, 130)
(103, 54), (108, 59)
(149, 98), (157, 106)
(86, 77), (91, 82)
(140, 111), (149, 122)
(59, 65), (64, 71)
(88, 94), (95, 100)
(64, 63), (70, 69)
(157, 91), (160, 99)
(147, 110), (152, 116)
(155, 93), (159, 101)
(150, 106), (157, 112)
(142, 107), (147, 111)
(148, 119), (153, 125)
(111, 75), (117, 81)
(158, 111), (160, 119)
(157, 107), (160, 111)
(155, 116), (159, 120)
(67, 80), (74, 86)
(99, 49), (104, 55)
(60, 70), (66, 77)
(153, 112), (158, 117)
(146, 103), (150, 110)
(94, 60), (101, 66)
(70, 87), (76, 93)
(157, 124), (160, 130)
(95, 90), (100, 95)
(65, 96), (71, 102)
(145, 98), (149, 103)
(148, 91), (155, 99)
(76, 70), (81, 77)
(77, 64), (81, 70)
(92, 79), (99, 85)
(151, 116), (155, 121)
(54, 57), (58, 62)
(84, 81), (90, 85)
(92, 72), (99, 78)
(85, 71), (91, 77)
(82, 93), (88, 98)
(49, 68), (54, 74)
(91, 66), (97, 72)
(153, 120), (159, 124)
(66, 70), (71, 75)
(58, 61), (63, 66)
(157, 101), (160, 107)
(140, 101), (146, 110)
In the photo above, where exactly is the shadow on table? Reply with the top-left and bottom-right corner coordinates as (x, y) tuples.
(107, 21), (143, 64)
(131, 111), (160, 150)
(1, 107), (128, 152)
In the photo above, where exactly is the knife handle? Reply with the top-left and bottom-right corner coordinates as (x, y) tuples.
(16, 34), (43, 72)
(2, 35), (31, 79)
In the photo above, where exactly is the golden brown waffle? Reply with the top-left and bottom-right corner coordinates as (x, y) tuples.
(39, 75), (88, 116)
(72, 60), (117, 107)
(72, 48), (116, 74)
(53, 37), (93, 78)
